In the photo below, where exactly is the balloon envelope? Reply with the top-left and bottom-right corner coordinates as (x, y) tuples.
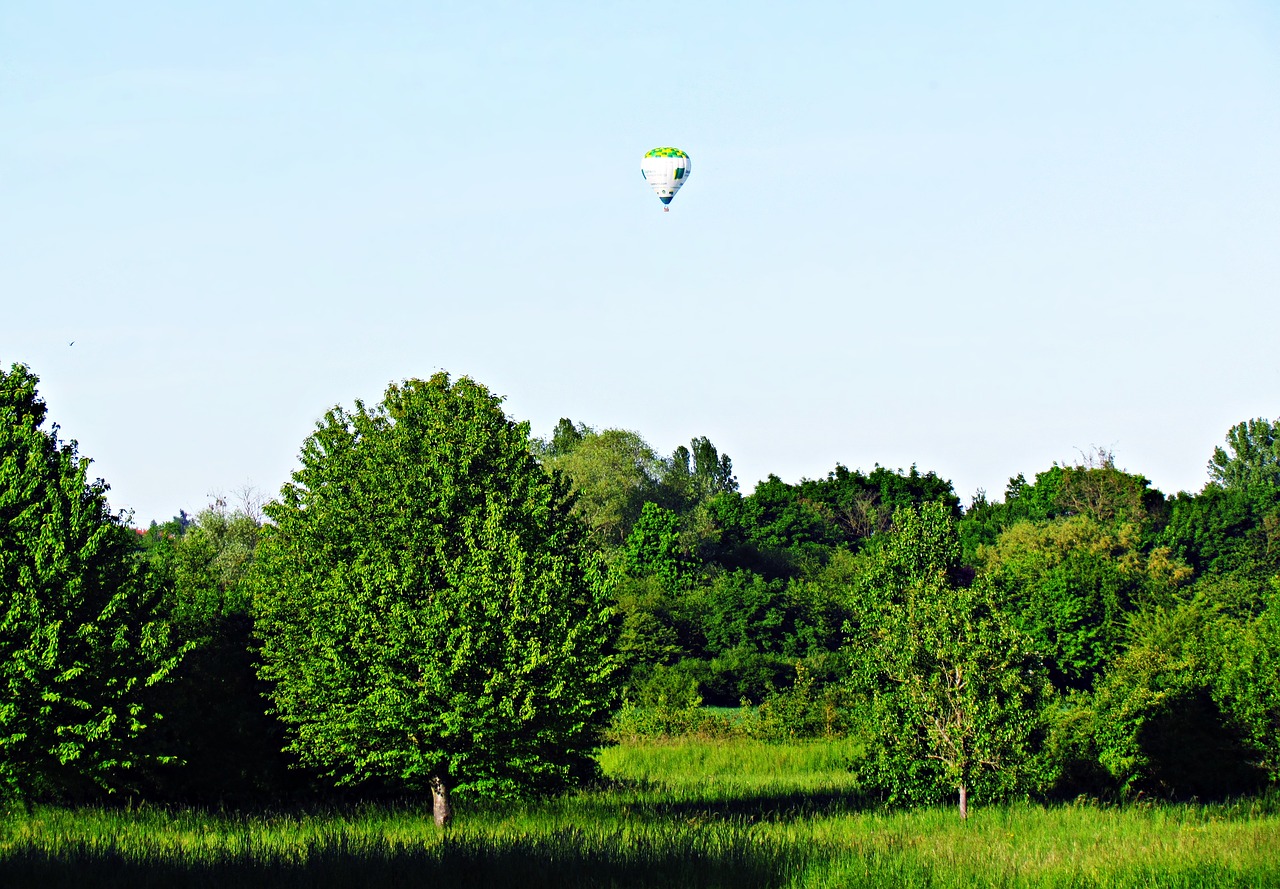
(640, 147), (691, 207)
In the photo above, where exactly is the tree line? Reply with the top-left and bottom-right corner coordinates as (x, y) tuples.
(2, 362), (1278, 819)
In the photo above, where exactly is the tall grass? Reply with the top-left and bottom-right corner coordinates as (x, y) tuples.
(3, 737), (1279, 888)
(1, 805), (796, 889)
(784, 800), (1280, 888)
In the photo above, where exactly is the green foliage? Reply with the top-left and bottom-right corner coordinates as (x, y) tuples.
(697, 648), (794, 704)
(0, 364), (183, 803)
(607, 663), (710, 738)
(855, 578), (1054, 809)
(849, 504), (1054, 811)
(613, 575), (686, 675)
(1159, 484), (1280, 581)
(1076, 603), (1267, 800)
(733, 474), (843, 562)
(1209, 417), (1280, 491)
(661, 436), (737, 509)
(539, 417), (589, 458)
(134, 510), (193, 555)
(610, 659), (858, 743)
(252, 374), (620, 801)
(537, 427), (666, 548)
(1214, 580), (1280, 781)
(869, 498), (962, 584)
(795, 463), (960, 542)
(142, 505), (297, 802)
(774, 549), (858, 656)
(627, 663), (703, 713)
(693, 571), (789, 657)
(679, 569), (848, 704)
(165, 506), (260, 621)
(613, 534), (857, 706)
(752, 660), (857, 740)
(535, 424), (737, 561)
(960, 455), (1167, 564)
(844, 498), (963, 634)
(618, 502), (695, 590)
(980, 517), (1191, 690)
(697, 466), (959, 579)
(1054, 459), (1167, 529)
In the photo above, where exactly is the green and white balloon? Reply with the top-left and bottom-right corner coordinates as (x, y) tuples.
(640, 147), (691, 210)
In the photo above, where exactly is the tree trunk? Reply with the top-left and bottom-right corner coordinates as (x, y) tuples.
(958, 783), (968, 821)
(430, 774), (453, 828)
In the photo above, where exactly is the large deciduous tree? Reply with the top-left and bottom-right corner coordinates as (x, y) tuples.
(0, 363), (182, 804)
(252, 374), (619, 825)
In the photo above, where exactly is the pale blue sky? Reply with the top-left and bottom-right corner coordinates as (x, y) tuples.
(3, 1), (1278, 524)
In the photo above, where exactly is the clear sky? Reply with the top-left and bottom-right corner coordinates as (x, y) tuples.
(3, 1), (1279, 525)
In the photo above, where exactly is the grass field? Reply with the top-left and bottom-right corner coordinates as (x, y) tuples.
(3, 737), (1278, 888)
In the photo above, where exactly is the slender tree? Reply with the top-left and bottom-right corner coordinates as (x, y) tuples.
(849, 504), (1052, 818)
(862, 578), (1052, 818)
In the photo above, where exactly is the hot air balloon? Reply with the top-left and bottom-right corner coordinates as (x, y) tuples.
(640, 147), (691, 212)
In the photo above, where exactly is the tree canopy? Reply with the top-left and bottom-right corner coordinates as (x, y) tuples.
(5, 357), (1280, 814)
(1208, 417), (1280, 492)
(0, 364), (182, 804)
(251, 375), (620, 824)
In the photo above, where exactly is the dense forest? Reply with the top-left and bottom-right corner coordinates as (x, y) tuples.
(3, 362), (1278, 818)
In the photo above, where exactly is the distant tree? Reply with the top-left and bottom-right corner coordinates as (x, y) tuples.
(694, 570), (790, 656)
(533, 417), (590, 459)
(1005, 469), (1067, 523)
(662, 436), (737, 508)
(779, 548), (860, 658)
(1159, 485), (1280, 582)
(613, 574), (687, 680)
(1054, 456), (1165, 529)
(698, 465), (959, 577)
(136, 510), (194, 550)
(979, 516), (1191, 690)
(610, 502), (698, 683)
(960, 454), (1166, 566)
(1208, 417), (1280, 492)
(143, 505), (295, 802)
(0, 363), (183, 804)
(746, 474), (846, 556)
(618, 502), (696, 590)
(797, 464), (959, 543)
(539, 428), (665, 548)
(252, 374), (619, 826)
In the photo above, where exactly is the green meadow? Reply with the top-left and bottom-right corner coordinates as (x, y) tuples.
(4, 737), (1278, 889)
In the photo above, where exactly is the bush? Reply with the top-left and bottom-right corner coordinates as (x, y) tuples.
(752, 661), (858, 741)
